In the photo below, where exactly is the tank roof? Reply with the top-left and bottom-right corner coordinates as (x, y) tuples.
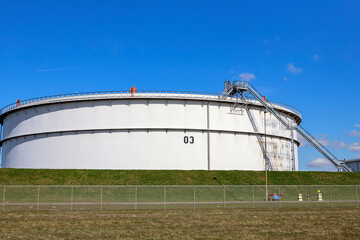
(346, 158), (360, 163)
(0, 90), (302, 124)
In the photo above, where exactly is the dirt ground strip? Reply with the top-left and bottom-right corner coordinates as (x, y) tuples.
(0, 208), (359, 239)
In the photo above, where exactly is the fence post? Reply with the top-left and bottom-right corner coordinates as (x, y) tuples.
(71, 186), (73, 212)
(330, 186), (333, 208)
(223, 185), (226, 209)
(193, 186), (196, 210)
(252, 185), (254, 208)
(100, 187), (103, 212)
(306, 185), (308, 208)
(37, 186), (40, 212)
(164, 186), (166, 210)
(279, 185), (281, 208)
(2, 185), (5, 212)
(135, 186), (137, 211)
(356, 185), (358, 208)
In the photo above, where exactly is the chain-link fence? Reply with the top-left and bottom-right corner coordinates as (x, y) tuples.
(0, 185), (359, 212)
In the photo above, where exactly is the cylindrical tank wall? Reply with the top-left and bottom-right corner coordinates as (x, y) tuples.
(1, 97), (300, 170)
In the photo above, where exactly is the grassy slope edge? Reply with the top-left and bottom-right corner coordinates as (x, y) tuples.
(0, 169), (359, 185)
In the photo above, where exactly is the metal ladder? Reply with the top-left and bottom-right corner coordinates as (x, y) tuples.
(220, 81), (352, 172)
(246, 107), (273, 170)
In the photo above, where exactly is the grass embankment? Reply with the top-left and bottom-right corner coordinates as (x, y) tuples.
(0, 208), (359, 239)
(0, 169), (359, 185)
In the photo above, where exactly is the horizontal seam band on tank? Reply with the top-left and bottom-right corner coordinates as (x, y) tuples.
(0, 96), (302, 124)
(0, 127), (301, 146)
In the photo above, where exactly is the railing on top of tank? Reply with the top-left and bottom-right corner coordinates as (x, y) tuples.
(245, 96), (301, 118)
(0, 90), (301, 118)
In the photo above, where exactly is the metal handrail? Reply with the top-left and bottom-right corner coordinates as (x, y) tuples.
(231, 81), (352, 172)
(247, 96), (301, 117)
(297, 126), (338, 161)
(0, 90), (302, 118)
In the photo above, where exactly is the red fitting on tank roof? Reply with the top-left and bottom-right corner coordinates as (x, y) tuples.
(130, 86), (137, 93)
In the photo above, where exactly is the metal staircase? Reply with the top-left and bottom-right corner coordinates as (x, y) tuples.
(246, 107), (273, 170)
(220, 81), (352, 172)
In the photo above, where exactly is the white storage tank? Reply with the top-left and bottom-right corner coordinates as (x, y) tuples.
(345, 158), (360, 172)
(0, 84), (301, 170)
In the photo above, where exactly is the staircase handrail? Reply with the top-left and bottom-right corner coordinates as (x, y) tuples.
(230, 81), (352, 172)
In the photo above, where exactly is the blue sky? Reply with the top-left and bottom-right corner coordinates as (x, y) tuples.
(1, 1), (359, 170)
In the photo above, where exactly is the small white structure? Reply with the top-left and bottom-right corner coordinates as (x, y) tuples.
(0, 86), (301, 170)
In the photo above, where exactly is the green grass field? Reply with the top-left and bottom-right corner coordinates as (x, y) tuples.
(0, 208), (359, 239)
(1, 169), (360, 185)
(0, 170), (359, 239)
